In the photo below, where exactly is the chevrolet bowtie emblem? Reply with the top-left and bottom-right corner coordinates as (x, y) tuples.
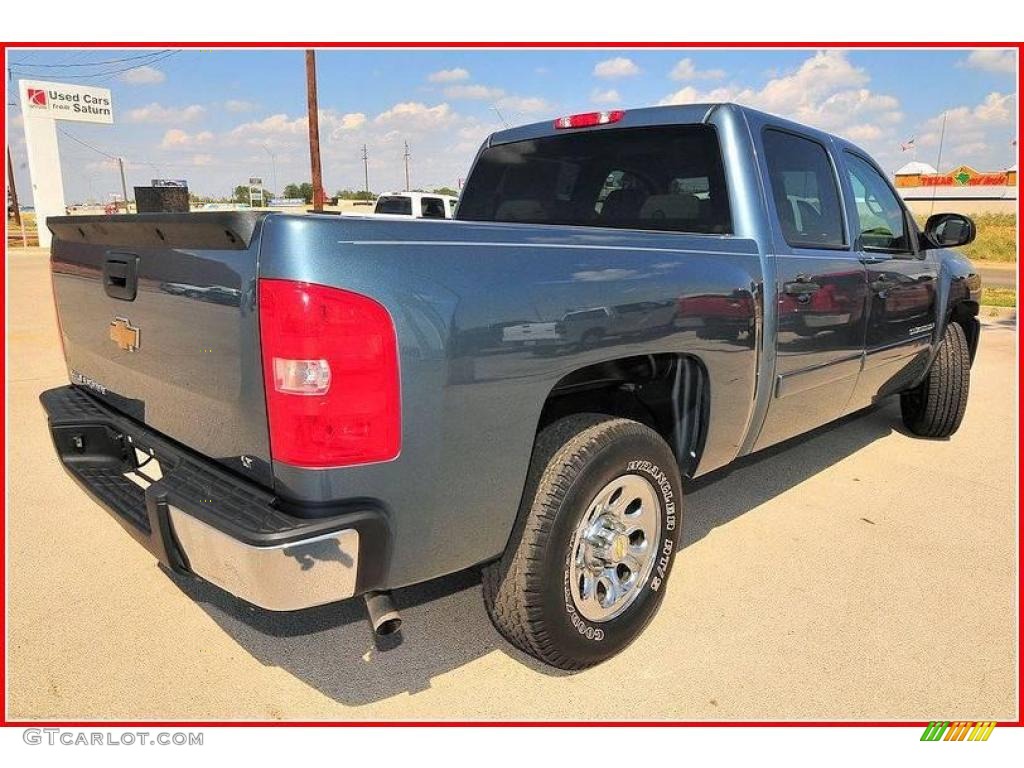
(109, 317), (140, 352)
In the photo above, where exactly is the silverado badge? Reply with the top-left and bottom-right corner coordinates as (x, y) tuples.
(109, 317), (140, 352)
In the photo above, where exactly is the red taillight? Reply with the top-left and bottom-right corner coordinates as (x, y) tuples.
(258, 279), (400, 468)
(553, 110), (625, 129)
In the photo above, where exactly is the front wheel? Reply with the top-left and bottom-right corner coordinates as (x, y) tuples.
(483, 415), (682, 670)
(900, 321), (971, 438)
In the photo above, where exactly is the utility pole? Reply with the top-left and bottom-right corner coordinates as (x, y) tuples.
(7, 145), (21, 227)
(929, 111), (948, 218)
(305, 49), (324, 211)
(361, 144), (370, 197)
(117, 157), (129, 214)
(263, 144), (278, 198)
(403, 141), (411, 192)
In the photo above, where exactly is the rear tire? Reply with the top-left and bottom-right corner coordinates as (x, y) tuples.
(483, 415), (682, 670)
(900, 321), (970, 438)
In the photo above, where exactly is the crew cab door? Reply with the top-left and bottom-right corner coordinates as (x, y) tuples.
(753, 128), (868, 450)
(840, 150), (939, 408)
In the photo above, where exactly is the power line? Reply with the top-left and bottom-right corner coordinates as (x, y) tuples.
(56, 125), (119, 160)
(10, 51), (178, 82)
(9, 50), (171, 68)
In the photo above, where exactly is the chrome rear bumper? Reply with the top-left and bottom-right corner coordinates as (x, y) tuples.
(169, 508), (360, 611)
(41, 385), (389, 613)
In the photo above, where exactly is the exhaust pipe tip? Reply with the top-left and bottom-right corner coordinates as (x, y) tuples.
(364, 590), (402, 636)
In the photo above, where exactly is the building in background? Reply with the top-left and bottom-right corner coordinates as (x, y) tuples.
(894, 162), (1017, 216)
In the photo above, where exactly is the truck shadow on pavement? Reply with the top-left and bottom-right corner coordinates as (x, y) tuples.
(166, 400), (898, 707)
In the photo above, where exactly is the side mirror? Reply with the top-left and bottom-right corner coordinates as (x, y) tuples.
(923, 213), (976, 249)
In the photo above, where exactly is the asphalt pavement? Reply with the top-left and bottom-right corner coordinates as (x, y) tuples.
(6, 247), (1017, 721)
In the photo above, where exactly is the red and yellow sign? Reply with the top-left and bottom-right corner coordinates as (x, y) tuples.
(897, 165), (1016, 188)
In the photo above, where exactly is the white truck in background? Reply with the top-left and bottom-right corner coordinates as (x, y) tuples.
(371, 192), (458, 219)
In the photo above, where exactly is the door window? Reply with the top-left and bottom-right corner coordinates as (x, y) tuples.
(763, 129), (846, 249)
(844, 152), (911, 253)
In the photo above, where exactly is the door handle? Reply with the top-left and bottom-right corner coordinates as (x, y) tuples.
(783, 275), (821, 297)
(103, 254), (139, 301)
(871, 273), (895, 298)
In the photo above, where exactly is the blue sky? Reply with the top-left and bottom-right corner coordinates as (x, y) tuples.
(6, 48), (1018, 203)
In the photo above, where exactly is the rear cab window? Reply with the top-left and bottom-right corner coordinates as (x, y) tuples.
(457, 125), (732, 235)
(375, 196), (413, 215)
(762, 129), (846, 249)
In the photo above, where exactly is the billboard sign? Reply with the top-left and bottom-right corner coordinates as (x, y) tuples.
(19, 79), (114, 124)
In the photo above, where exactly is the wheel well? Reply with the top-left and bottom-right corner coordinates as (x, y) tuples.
(537, 353), (709, 477)
(949, 301), (980, 364)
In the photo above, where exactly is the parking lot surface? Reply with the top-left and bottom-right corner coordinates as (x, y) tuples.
(6, 247), (1017, 721)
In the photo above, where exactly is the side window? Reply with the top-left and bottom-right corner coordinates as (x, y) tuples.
(421, 197), (446, 219)
(763, 129), (846, 249)
(844, 152), (910, 253)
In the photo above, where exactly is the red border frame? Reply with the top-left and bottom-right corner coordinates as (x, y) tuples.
(2, 40), (1021, 729)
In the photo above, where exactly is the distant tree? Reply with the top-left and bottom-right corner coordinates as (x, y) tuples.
(282, 182), (314, 203)
(232, 184), (274, 206)
(431, 186), (459, 197)
(334, 188), (377, 201)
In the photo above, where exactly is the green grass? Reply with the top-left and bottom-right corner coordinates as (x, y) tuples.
(962, 214), (1017, 264)
(981, 287), (1016, 307)
(916, 213), (1017, 263)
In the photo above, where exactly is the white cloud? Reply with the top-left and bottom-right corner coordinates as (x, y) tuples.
(593, 57), (640, 79)
(842, 124), (883, 142)
(910, 92), (1017, 172)
(228, 111), (367, 147)
(334, 112), (367, 131)
(973, 91), (1015, 123)
(951, 141), (989, 156)
(962, 49), (1016, 74)
(428, 67), (470, 83)
(656, 51), (916, 171)
(374, 102), (454, 129)
(591, 88), (621, 105)
(918, 92), (1015, 145)
(231, 113), (307, 137)
(669, 58), (725, 81)
(160, 128), (213, 149)
(225, 99), (257, 113)
(120, 66), (166, 85)
(444, 84), (506, 101)
(191, 154), (216, 166)
(495, 95), (552, 114)
(128, 102), (205, 124)
(659, 51), (902, 135)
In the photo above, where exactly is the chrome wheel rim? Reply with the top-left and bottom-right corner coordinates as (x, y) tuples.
(568, 473), (662, 623)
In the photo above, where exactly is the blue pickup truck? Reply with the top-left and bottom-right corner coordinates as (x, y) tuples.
(42, 103), (981, 670)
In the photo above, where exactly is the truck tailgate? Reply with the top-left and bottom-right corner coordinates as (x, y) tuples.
(48, 213), (273, 487)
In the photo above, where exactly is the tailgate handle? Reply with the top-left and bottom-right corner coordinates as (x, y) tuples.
(104, 255), (139, 301)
